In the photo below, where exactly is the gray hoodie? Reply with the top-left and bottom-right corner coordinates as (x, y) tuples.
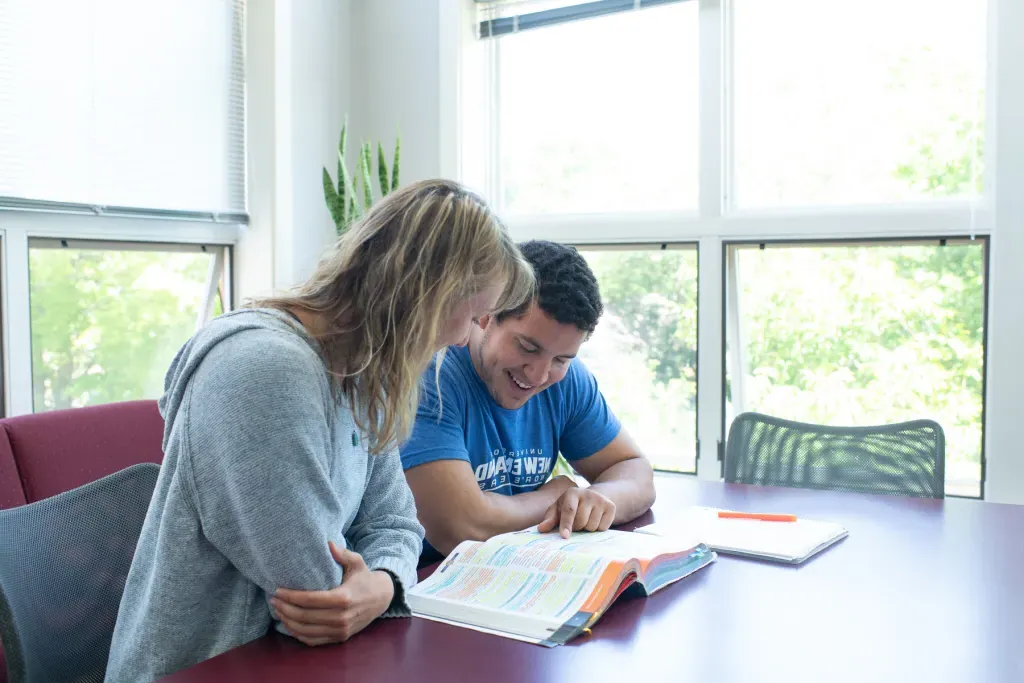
(105, 309), (424, 682)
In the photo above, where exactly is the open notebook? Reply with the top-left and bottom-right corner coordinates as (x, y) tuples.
(408, 528), (715, 646)
(636, 507), (847, 564)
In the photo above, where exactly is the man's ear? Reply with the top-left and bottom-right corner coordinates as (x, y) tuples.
(477, 313), (492, 328)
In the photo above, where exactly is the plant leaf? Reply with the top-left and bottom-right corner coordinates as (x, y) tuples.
(337, 118), (348, 195)
(339, 147), (351, 197)
(339, 193), (352, 233)
(377, 142), (389, 196)
(339, 154), (358, 217)
(391, 134), (401, 191)
(361, 142), (373, 210)
(322, 167), (343, 231)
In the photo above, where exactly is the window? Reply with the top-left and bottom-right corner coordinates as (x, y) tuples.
(495, 2), (698, 214)
(28, 240), (230, 412)
(578, 245), (698, 473)
(1, 1), (244, 417)
(467, 0), (1009, 498)
(725, 239), (987, 498)
(733, 0), (987, 207)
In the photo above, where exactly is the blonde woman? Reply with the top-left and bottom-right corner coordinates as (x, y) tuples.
(105, 180), (535, 681)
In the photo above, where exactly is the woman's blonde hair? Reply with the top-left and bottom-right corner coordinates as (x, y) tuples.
(253, 179), (535, 454)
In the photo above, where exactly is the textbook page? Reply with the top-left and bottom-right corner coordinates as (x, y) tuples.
(489, 528), (703, 564)
(405, 532), (614, 638)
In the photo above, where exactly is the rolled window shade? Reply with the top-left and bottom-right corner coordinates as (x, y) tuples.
(475, 0), (689, 38)
(0, 0), (246, 214)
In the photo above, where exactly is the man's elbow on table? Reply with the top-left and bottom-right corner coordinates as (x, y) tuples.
(638, 459), (657, 511)
(618, 455), (657, 523)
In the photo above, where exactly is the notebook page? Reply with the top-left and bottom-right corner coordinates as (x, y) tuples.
(636, 507), (846, 562)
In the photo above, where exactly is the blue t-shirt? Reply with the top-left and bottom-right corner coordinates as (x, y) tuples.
(400, 346), (621, 494)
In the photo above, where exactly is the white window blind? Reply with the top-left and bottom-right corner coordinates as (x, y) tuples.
(0, 0), (246, 215)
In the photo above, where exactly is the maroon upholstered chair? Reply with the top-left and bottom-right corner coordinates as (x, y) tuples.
(0, 430), (26, 512)
(0, 400), (165, 683)
(0, 430), (25, 682)
(1, 401), (165, 505)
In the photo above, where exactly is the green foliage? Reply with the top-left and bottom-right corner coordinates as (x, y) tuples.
(577, 250), (699, 473)
(588, 251), (698, 389)
(29, 249), (217, 411)
(322, 117), (401, 236)
(896, 115), (984, 197)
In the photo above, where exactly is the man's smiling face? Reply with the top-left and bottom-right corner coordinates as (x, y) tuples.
(469, 302), (588, 410)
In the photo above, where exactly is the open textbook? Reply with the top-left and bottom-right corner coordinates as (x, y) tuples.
(407, 528), (716, 646)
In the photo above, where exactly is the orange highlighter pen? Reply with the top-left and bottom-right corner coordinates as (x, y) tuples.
(718, 511), (797, 522)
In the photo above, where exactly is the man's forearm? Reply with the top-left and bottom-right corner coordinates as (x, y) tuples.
(479, 481), (567, 534)
(588, 457), (656, 524)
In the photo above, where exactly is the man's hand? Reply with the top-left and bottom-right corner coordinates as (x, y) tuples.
(537, 487), (616, 539)
(270, 541), (395, 647)
(540, 474), (579, 495)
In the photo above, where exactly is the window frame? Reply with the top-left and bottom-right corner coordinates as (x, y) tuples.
(1, 212), (238, 417)
(460, 0), (1009, 498)
(723, 235), (990, 499)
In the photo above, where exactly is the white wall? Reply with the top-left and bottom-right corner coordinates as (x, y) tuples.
(287, 0), (351, 286)
(241, 0), (453, 303)
(238, 0), (276, 303)
(239, 0), (351, 302)
(350, 0), (456, 184)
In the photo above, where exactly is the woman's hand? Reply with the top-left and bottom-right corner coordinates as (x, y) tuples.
(271, 541), (395, 646)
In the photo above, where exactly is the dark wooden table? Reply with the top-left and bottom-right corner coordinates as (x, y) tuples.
(160, 476), (1024, 683)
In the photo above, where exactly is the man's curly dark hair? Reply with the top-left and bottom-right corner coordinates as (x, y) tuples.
(495, 240), (603, 336)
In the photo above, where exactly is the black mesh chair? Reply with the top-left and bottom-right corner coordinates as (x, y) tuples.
(0, 463), (159, 683)
(725, 412), (945, 499)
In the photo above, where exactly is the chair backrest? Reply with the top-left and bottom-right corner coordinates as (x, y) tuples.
(0, 431), (26, 511)
(0, 401), (164, 505)
(0, 463), (159, 683)
(725, 412), (945, 499)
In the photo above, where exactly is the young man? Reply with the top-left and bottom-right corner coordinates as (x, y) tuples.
(401, 240), (656, 559)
